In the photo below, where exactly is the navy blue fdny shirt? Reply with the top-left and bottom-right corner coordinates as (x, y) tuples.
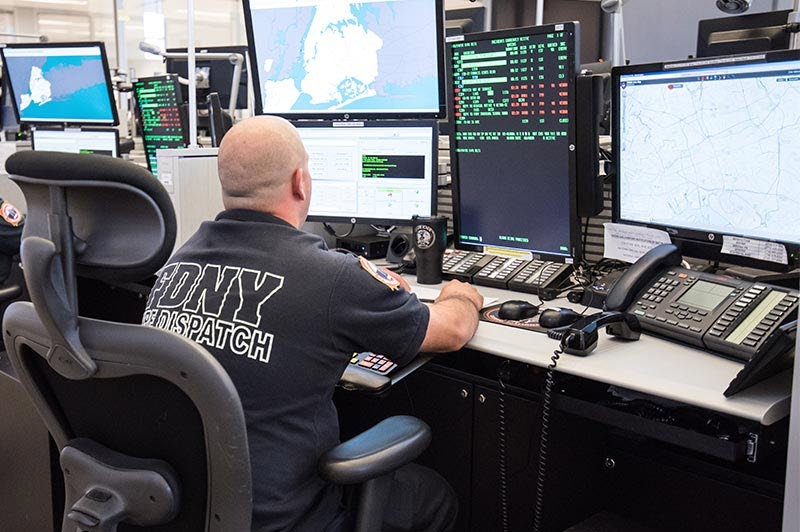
(142, 210), (430, 531)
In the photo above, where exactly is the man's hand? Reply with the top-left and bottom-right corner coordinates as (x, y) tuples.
(420, 280), (483, 352)
(435, 280), (483, 312)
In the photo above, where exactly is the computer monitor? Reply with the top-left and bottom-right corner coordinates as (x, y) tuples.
(448, 22), (581, 262)
(0, 42), (118, 126)
(242, 0), (446, 119)
(31, 128), (119, 157)
(164, 45), (249, 110)
(697, 10), (791, 58)
(294, 120), (437, 225)
(445, 6), (487, 37)
(133, 75), (189, 178)
(612, 50), (800, 271)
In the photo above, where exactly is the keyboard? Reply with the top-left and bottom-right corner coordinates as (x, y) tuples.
(349, 352), (397, 374)
(441, 250), (573, 299)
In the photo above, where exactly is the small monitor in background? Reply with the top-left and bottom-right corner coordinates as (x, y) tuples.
(31, 128), (120, 157)
(0, 42), (119, 126)
(206, 92), (231, 148)
(164, 45), (249, 110)
(697, 10), (792, 57)
(133, 75), (189, 178)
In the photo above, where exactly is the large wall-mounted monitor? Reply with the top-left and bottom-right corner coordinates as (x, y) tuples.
(0, 42), (118, 126)
(697, 10), (791, 58)
(448, 22), (581, 262)
(612, 50), (800, 271)
(295, 120), (437, 225)
(32, 128), (119, 157)
(243, 0), (446, 119)
(165, 45), (249, 110)
(133, 75), (189, 178)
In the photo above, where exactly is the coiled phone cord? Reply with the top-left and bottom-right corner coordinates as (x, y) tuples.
(532, 345), (563, 532)
(498, 364), (510, 532)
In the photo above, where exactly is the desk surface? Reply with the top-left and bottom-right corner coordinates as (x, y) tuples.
(406, 277), (793, 426)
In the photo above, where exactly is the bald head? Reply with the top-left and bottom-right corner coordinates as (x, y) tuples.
(217, 116), (309, 218)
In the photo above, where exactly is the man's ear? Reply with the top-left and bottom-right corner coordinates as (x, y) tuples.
(291, 167), (308, 201)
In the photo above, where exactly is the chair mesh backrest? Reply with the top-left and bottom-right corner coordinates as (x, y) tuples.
(24, 349), (208, 532)
(4, 303), (252, 531)
(4, 150), (176, 282)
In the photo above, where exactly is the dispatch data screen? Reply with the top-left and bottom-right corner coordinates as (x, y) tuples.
(133, 75), (187, 178)
(450, 23), (577, 258)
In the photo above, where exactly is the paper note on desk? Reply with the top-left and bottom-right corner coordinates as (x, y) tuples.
(603, 222), (672, 263)
(411, 285), (496, 307)
(721, 235), (788, 265)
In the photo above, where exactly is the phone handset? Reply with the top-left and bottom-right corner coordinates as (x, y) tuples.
(604, 244), (683, 311)
(548, 311), (641, 356)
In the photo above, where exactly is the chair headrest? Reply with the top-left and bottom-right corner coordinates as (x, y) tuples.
(5, 150), (176, 282)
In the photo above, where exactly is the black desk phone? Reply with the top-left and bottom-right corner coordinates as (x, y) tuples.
(604, 244), (798, 363)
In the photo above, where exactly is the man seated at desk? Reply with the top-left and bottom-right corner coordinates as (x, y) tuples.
(142, 115), (483, 532)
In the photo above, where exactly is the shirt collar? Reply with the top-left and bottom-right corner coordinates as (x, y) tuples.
(215, 209), (295, 228)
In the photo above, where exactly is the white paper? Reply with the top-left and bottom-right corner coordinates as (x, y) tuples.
(411, 285), (496, 307)
(603, 222), (672, 263)
(721, 235), (788, 265)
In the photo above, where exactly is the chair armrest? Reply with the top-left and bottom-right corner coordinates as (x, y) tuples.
(319, 415), (431, 485)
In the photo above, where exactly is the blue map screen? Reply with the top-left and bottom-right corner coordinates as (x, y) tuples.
(245, 0), (442, 116)
(2, 45), (116, 124)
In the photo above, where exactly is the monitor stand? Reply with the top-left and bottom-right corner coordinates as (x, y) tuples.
(723, 265), (800, 285)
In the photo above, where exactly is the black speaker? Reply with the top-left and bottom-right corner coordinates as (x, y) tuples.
(575, 74), (605, 218)
(386, 233), (411, 264)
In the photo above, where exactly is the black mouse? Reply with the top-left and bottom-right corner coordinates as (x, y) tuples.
(498, 300), (540, 321)
(538, 307), (582, 328)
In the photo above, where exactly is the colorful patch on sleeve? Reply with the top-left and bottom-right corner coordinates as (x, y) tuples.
(359, 256), (400, 291)
(0, 201), (23, 227)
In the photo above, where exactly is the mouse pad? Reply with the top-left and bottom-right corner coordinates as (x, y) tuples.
(480, 304), (547, 333)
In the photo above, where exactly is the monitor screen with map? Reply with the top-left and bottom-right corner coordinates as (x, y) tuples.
(242, 0), (446, 119)
(0, 42), (118, 125)
(612, 50), (800, 270)
(294, 120), (437, 225)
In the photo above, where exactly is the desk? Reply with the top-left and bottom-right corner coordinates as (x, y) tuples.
(336, 276), (793, 531)
(406, 277), (792, 425)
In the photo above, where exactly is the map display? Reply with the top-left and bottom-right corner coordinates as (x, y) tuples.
(2, 45), (116, 124)
(618, 60), (800, 244)
(245, 0), (442, 116)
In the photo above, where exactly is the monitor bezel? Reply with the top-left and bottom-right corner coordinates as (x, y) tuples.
(294, 119), (439, 226)
(242, 0), (447, 120)
(0, 41), (119, 126)
(448, 22), (582, 263)
(133, 74), (190, 175)
(611, 49), (800, 271)
(31, 127), (120, 158)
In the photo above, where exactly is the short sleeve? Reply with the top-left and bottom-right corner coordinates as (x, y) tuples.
(329, 256), (429, 366)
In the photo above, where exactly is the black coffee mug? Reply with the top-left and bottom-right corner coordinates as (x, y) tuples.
(412, 215), (447, 284)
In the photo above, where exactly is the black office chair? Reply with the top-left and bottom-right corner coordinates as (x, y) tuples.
(3, 151), (432, 532)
